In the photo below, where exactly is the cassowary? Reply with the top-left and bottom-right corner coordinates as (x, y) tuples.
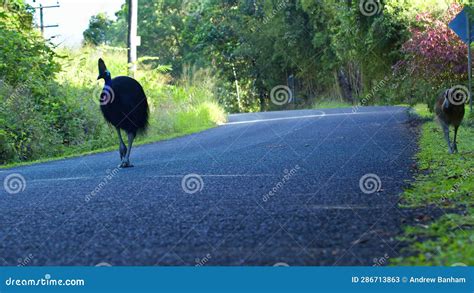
(97, 58), (149, 167)
(434, 87), (466, 154)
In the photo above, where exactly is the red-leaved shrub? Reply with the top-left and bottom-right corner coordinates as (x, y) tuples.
(398, 3), (469, 85)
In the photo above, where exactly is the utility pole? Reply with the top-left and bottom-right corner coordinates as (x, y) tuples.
(33, 1), (60, 36)
(39, 4), (44, 34)
(128, 0), (138, 77)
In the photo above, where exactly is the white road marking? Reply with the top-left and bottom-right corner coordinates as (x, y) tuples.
(28, 174), (285, 183)
(30, 177), (92, 183)
(27, 173), (399, 183)
(225, 110), (404, 125)
(307, 205), (388, 210)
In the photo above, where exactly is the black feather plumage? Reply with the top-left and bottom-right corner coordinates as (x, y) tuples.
(98, 59), (149, 136)
(100, 76), (149, 135)
(97, 58), (149, 167)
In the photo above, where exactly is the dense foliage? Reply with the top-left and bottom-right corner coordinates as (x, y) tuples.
(1, 0), (65, 162)
(86, 0), (470, 112)
(394, 3), (471, 107)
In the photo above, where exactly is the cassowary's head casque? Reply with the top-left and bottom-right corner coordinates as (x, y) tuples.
(97, 58), (111, 80)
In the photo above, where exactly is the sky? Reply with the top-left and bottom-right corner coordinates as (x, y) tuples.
(26, 0), (125, 48)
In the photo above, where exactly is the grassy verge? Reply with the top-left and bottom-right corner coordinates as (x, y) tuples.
(311, 100), (412, 110)
(393, 104), (474, 265)
(312, 100), (352, 109)
(0, 124), (214, 169)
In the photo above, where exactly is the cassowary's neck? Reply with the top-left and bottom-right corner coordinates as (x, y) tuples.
(443, 97), (450, 111)
(104, 76), (112, 87)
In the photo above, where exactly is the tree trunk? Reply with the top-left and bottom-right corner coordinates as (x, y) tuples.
(337, 69), (354, 104)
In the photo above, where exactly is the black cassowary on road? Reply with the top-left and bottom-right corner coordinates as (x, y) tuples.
(97, 58), (149, 168)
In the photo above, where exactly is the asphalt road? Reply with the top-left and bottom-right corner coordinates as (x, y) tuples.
(0, 106), (417, 266)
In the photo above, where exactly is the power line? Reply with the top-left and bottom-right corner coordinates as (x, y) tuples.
(32, 0), (60, 36)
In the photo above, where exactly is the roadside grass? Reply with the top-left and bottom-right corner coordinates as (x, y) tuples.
(411, 103), (432, 119)
(393, 104), (474, 265)
(0, 124), (213, 169)
(311, 100), (414, 111)
(312, 100), (352, 109)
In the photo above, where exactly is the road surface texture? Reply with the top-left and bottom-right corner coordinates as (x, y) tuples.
(0, 107), (418, 266)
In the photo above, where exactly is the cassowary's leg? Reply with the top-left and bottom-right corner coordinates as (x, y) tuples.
(453, 125), (459, 153)
(116, 127), (127, 160)
(120, 132), (136, 168)
(441, 121), (453, 154)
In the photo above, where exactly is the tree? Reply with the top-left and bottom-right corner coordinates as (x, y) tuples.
(83, 0), (465, 112)
(83, 13), (113, 46)
(395, 2), (468, 108)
